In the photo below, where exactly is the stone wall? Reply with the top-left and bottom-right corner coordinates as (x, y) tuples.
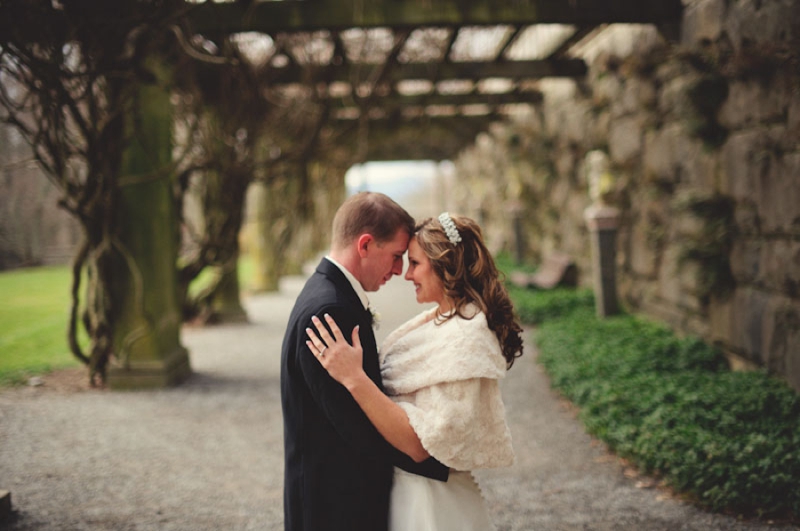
(453, 0), (800, 390)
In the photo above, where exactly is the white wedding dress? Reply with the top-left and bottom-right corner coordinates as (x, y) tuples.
(379, 307), (514, 531)
(390, 468), (494, 531)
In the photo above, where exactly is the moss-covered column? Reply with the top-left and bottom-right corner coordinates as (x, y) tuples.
(107, 59), (191, 389)
(248, 180), (276, 292)
(211, 254), (248, 322)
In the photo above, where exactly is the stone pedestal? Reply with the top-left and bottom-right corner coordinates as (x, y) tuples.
(585, 205), (621, 317)
(508, 199), (526, 266)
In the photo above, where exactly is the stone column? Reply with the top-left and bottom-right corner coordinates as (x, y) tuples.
(584, 205), (621, 317)
(247, 180), (277, 292)
(107, 59), (191, 389)
(211, 255), (248, 323)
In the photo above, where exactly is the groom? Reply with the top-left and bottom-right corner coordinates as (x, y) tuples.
(281, 192), (449, 531)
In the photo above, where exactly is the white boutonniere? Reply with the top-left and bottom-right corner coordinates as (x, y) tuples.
(369, 307), (381, 330)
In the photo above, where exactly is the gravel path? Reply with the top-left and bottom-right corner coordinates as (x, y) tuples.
(1, 273), (797, 530)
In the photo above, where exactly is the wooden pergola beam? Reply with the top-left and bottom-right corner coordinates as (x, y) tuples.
(550, 25), (599, 58)
(497, 25), (525, 59)
(330, 90), (542, 109)
(266, 58), (587, 84)
(186, 0), (683, 34)
(331, 115), (496, 160)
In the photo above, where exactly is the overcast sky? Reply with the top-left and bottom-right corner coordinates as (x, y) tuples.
(344, 160), (456, 219)
(345, 160), (437, 198)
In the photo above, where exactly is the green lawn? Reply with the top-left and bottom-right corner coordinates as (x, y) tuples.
(0, 265), (84, 385)
(0, 256), (256, 386)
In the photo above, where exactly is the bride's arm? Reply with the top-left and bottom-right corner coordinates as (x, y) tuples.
(306, 314), (430, 463)
(341, 367), (430, 463)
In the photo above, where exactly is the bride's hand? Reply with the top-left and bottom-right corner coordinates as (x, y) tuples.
(306, 313), (365, 390)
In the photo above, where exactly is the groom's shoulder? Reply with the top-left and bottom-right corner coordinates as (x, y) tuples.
(305, 258), (345, 288)
(300, 266), (338, 298)
(294, 267), (351, 313)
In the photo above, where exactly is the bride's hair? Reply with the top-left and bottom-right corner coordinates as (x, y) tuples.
(414, 215), (523, 368)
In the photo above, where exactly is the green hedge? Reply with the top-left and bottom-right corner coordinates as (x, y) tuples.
(507, 285), (595, 324)
(508, 286), (800, 519)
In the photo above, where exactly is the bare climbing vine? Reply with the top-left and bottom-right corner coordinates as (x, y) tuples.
(0, 1), (410, 383)
(0, 0), (185, 384)
(171, 31), (335, 316)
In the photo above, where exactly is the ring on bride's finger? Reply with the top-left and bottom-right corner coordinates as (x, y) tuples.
(319, 347), (327, 358)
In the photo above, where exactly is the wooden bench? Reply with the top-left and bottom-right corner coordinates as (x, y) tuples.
(510, 252), (577, 289)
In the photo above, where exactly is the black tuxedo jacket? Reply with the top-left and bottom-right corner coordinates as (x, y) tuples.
(281, 258), (449, 531)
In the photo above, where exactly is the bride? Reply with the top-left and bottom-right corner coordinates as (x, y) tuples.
(306, 212), (523, 530)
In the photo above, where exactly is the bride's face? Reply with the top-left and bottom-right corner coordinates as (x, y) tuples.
(404, 239), (446, 308)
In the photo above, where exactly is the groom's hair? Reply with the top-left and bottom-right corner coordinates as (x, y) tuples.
(331, 192), (414, 248)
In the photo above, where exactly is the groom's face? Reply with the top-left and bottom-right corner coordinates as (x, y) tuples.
(360, 228), (410, 292)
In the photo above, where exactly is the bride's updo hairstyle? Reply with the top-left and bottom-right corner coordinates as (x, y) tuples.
(414, 214), (523, 368)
